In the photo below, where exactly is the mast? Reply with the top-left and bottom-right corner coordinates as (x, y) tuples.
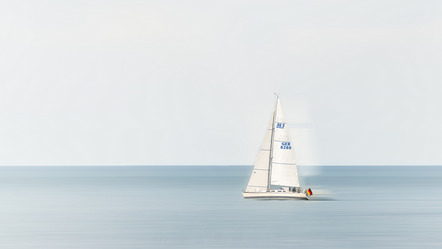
(267, 94), (278, 191)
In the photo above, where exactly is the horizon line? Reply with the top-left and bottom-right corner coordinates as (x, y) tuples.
(0, 164), (441, 167)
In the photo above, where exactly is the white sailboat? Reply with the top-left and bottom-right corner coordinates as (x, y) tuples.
(242, 95), (313, 199)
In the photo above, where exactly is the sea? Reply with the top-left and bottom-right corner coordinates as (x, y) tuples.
(0, 166), (441, 249)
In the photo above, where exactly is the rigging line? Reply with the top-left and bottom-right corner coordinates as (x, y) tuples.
(272, 162), (296, 165)
(267, 95), (278, 191)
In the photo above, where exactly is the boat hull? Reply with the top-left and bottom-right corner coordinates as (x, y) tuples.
(242, 191), (309, 200)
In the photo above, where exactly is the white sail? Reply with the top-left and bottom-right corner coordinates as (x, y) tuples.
(245, 96), (301, 193)
(243, 96), (310, 199)
(270, 98), (300, 187)
(245, 117), (273, 192)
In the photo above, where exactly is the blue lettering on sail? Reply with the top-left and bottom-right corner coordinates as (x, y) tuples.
(276, 123), (285, 129)
(280, 141), (292, 150)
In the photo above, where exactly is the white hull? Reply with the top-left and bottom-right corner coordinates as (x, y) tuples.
(242, 191), (309, 200)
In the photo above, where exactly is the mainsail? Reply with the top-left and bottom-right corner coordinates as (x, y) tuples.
(245, 97), (300, 192)
(245, 118), (272, 192)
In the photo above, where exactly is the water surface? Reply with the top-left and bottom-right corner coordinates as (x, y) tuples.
(0, 166), (441, 248)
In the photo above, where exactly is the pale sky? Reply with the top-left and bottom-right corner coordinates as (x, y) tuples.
(0, 0), (441, 166)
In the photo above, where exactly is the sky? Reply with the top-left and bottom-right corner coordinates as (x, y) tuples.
(0, 0), (441, 166)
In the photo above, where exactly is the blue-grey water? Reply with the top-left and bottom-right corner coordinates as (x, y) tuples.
(0, 166), (441, 248)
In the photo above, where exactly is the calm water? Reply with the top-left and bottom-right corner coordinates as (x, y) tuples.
(0, 166), (441, 248)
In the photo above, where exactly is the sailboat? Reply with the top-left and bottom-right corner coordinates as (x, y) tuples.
(242, 95), (313, 199)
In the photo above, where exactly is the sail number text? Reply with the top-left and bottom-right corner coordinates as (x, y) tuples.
(280, 142), (292, 150)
